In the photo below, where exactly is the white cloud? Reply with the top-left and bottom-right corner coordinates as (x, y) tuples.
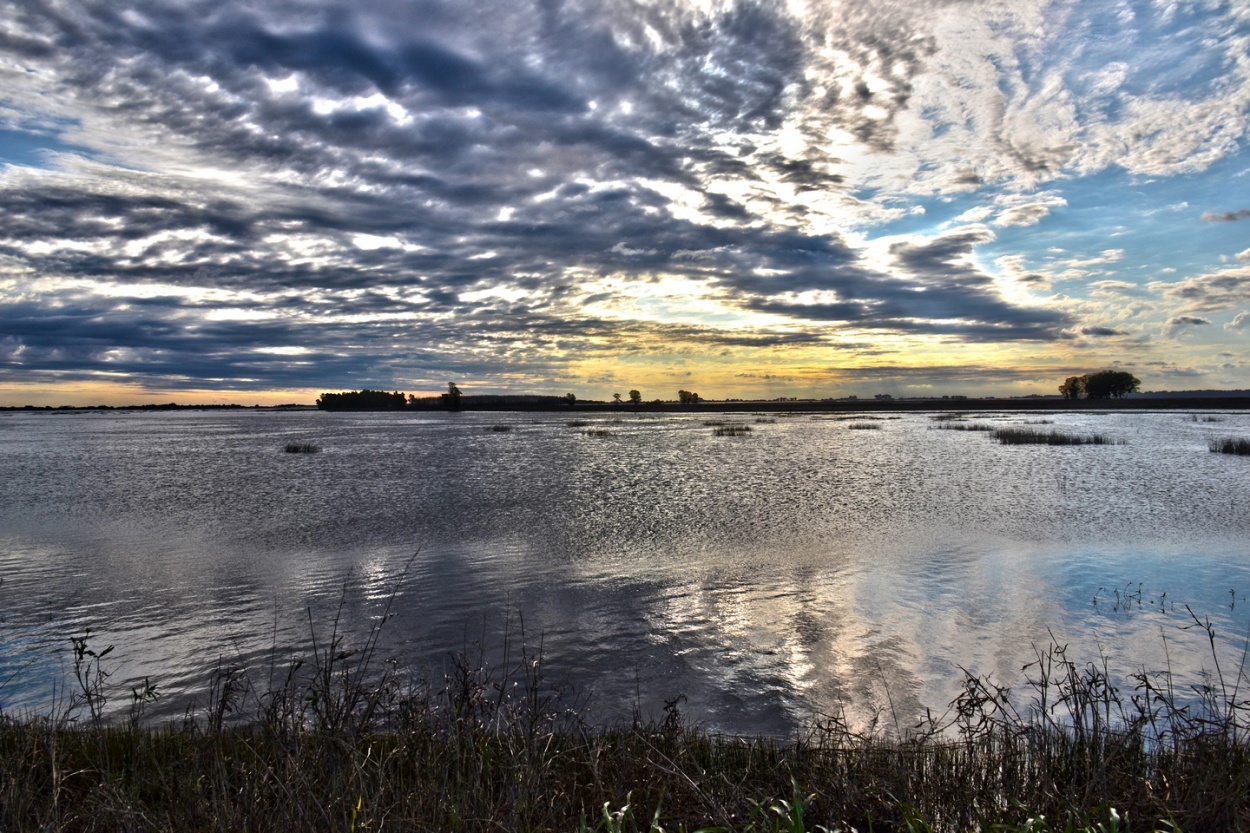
(990, 191), (1068, 227)
(1227, 311), (1250, 332)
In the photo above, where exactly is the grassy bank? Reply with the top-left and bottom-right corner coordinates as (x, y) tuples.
(3, 615), (1248, 833)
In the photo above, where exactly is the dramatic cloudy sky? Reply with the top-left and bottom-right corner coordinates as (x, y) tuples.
(3, 0), (1250, 404)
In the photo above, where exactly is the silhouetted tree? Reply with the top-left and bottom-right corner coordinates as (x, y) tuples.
(613, 393), (622, 405)
(628, 389), (642, 405)
(565, 392), (576, 407)
(442, 382), (463, 411)
(677, 390), (701, 405)
(316, 390), (407, 410)
(1058, 371), (1140, 399)
(1084, 370), (1140, 399)
(1058, 376), (1085, 399)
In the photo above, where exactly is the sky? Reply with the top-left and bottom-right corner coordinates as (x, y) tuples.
(2, 0), (1250, 405)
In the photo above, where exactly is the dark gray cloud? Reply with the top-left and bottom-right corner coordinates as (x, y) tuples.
(1164, 315), (1212, 339)
(1154, 270), (1250, 312)
(1080, 326), (1125, 337)
(830, 363), (1061, 393)
(1201, 209), (1250, 222)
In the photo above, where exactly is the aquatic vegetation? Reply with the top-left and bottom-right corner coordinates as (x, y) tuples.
(845, 422), (882, 430)
(582, 429), (615, 437)
(2, 608), (1246, 832)
(1209, 436), (1250, 455)
(283, 442), (320, 453)
(713, 424), (752, 436)
(931, 423), (993, 431)
(567, 420), (590, 427)
(992, 427), (1116, 445)
(489, 424), (513, 432)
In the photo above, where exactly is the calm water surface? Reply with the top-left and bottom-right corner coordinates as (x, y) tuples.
(2, 408), (1249, 734)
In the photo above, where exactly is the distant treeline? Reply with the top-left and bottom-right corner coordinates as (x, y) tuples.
(0, 403), (251, 411)
(315, 390), (574, 411)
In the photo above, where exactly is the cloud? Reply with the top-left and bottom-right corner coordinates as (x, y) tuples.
(1081, 326), (1125, 337)
(1227, 311), (1250, 332)
(990, 191), (1068, 227)
(732, 227), (1073, 340)
(1152, 267), (1250, 312)
(1202, 209), (1250, 222)
(1089, 280), (1144, 297)
(734, 372), (795, 381)
(1, 0), (1249, 397)
(1164, 315), (1211, 339)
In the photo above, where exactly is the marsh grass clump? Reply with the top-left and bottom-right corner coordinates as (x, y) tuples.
(567, 420), (590, 427)
(931, 422), (993, 431)
(846, 422), (882, 430)
(283, 442), (320, 453)
(713, 424), (752, 436)
(1191, 414), (1225, 423)
(489, 424), (513, 432)
(993, 427), (1116, 445)
(1209, 436), (1250, 455)
(582, 428), (615, 437)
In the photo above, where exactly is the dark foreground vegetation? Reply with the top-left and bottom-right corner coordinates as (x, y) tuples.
(1209, 436), (1250, 456)
(992, 427), (1117, 446)
(4, 607), (1249, 833)
(283, 442), (321, 453)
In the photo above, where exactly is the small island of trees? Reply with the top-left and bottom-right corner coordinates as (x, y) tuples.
(315, 390), (408, 410)
(1058, 370), (1141, 400)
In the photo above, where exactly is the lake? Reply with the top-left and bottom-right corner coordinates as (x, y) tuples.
(2, 407), (1249, 736)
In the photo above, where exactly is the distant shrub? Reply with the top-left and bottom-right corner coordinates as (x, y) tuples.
(992, 428), (1115, 446)
(1209, 437), (1250, 455)
(283, 443), (320, 453)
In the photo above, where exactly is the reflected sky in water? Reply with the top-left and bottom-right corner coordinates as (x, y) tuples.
(1, 409), (1249, 734)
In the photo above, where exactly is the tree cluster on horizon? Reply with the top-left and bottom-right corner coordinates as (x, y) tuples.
(1058, 370), (1141, 400)
(315, 389), (407, 410)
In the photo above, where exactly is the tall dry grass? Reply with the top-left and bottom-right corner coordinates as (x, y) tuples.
(3, 593), (1247, 831)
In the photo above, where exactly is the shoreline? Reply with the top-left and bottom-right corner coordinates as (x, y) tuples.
(5, 395), (1250, 413)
